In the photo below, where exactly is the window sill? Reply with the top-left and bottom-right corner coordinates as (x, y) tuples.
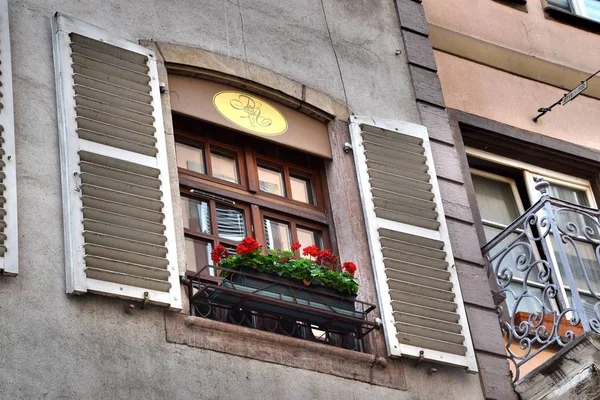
(165, 312), (407, 390)
(544, 5), (600, 33)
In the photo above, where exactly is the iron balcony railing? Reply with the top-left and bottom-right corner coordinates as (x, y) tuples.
(482, 179), (600, 381)
(184, 265), (378, 352)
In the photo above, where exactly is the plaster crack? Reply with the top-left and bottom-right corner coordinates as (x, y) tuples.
(320, 0), (350, 113)
(236, 0), (249, 76)
(521, 20), (533, 56)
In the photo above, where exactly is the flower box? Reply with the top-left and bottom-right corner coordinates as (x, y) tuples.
(231, 266), (357, 309)
(210, 238), (365, 332)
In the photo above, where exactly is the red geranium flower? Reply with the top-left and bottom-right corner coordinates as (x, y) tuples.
(291, 242), (301, 251)
(316, 249), (339, 269)
(302, 245), (320, 258)
(342, 261), (357, 276)
(211, 245), (229, 264)
(236, 237), (261, 255)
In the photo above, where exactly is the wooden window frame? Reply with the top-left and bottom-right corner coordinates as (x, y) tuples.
(254, 153), (325, 210)
(261, 209), (331, 261)
(175, 120), (334, 276)
(176, 131), (248, 191)
(181, 188), (252, 279)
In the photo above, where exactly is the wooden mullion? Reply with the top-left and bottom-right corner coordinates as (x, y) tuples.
(184, 229), (216, 242)
(251, 204), (266, 250)
(282, 164), (293, 201)
(290, 220), (300, 257)
(245, 144), (258, 193)
(205, 141), (214, 177)
(179, 176), (328, 224)
(215, 238), (239, 247)
(208, 199), (219, 238)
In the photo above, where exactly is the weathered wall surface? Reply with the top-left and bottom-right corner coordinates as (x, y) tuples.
(0, 0), (486, 399)
(422, 0), (600, 152)
(435, 51), (600, 152)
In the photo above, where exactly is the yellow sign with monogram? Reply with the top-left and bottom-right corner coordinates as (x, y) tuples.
(213, 91), (288, 136)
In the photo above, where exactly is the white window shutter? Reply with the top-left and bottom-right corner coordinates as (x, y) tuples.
(349, 116), (477, 371)
(0, 0), (17, 276)
(52, 13), (182, 310)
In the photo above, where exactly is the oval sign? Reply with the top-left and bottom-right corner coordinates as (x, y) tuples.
(213, 91), (288, 136)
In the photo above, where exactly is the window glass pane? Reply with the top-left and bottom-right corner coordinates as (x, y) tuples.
(484, 225), (540, 284)
(472, 174), (520, 225)
(185, 237), (212, 274)
(505, 281), (546, 316)
(297, 227), (322, 254)
(258, 165), (285, 196)
(547, 183), (597, 239)
(547, 183), (590, 206)
(216, 205), (246, 241)
(211, 149), (239, 183)
(584, 0), (600, 21)
(554, 239), (600, 294)
(264, 218), (292, 250)
(181, 196), (211, 234)
(176, 142), (205, 174)
(290, 173), (315, 204)
(567, 291), (600, 322)
(547, 0), (573, 11)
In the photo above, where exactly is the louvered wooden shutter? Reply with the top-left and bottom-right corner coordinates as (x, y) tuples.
(52, 14), (181, 310)
(349, 116), (477, 371)
(0, 0), (17, 276)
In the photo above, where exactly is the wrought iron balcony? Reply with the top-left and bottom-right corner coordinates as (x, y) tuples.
(482, 179), (600, 381)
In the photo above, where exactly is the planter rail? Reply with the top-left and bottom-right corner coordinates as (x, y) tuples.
(184, 265), (378, 351)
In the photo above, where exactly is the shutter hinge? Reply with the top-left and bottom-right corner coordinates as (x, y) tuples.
(141, 291), (149, 309)
(414, 350), (425, 366)
(343, 142), (353, 153)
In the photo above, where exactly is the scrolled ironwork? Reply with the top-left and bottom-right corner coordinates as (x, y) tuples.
(482, 192), (600, 381)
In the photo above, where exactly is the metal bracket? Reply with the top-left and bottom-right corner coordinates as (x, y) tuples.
(141, 291), (149, 309)
(414, 350), (425, 366)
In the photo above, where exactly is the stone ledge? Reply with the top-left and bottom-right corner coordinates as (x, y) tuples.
(165, 313), (407, 390)
(515, 333), (600, 400)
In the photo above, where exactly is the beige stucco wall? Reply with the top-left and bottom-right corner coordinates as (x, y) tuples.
(0, 0), (488, 399)
(422, 0), (600, 153)
(422, 0), (600, 75)
(435, 51), (600, 152)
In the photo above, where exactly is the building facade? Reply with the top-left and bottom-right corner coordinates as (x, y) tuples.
(2, 0), (598, 399)
(422, 0), (600, 398)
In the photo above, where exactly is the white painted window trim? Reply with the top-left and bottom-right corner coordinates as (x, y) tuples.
(468, 149), (598, 321)
(0, 0), (17, 275)
(350, 116), (478, 372)
(465, 147), (592, 186)
(470, 169), (560, 313)
(52, 13), (182, 310)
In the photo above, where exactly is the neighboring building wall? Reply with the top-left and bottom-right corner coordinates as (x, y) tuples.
(422, 0), (600, 151)
(0, 0), (490, 399)
(421, 0), (600, 397)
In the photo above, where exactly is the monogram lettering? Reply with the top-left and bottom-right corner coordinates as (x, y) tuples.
(229, 95), (273, 128)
